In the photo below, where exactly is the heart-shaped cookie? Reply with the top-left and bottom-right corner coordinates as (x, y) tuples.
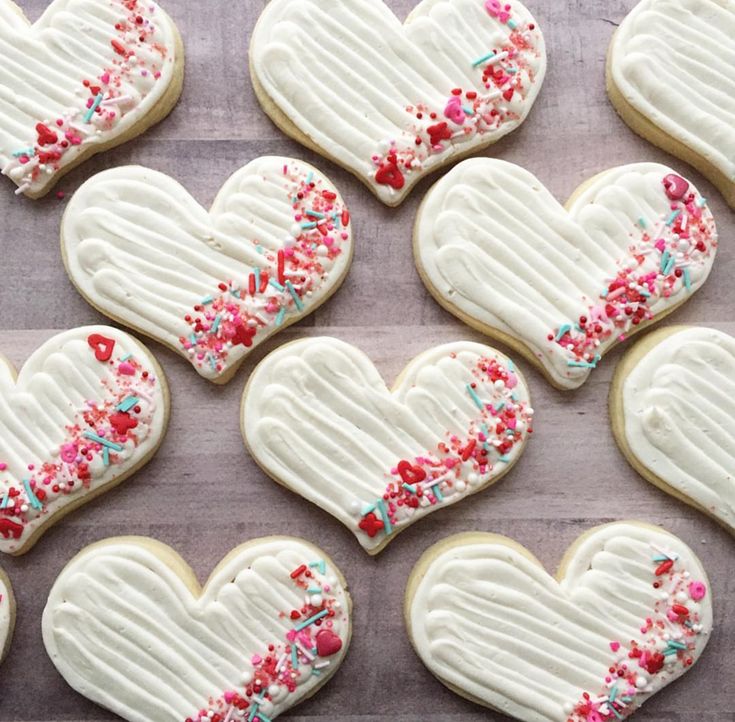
(607, 0), (735, 209)
(0, 0), (183, 199)
(241, 338), (534, 554)
(414, 159), (718, 390)
(611, 325), (735, 534)
(61, 157), (353, 383)
(250, 0), (546, 206)
(406, 521), (713, 721)
(0, 327), (169, 555)
(43, 535), (352, 722)
(0, 567), (14, 665)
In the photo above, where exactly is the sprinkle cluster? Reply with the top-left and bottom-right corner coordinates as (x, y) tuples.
(0, 334), (158, 544)
(186, 559), (346, 722)
(552, 173), (717, 370)
(373, 2), (541, 191)
(179, 166), (350, 376)
(356, 354), (533, 540)
(8, 0), (169, 195)
(569, 546), (708, 721)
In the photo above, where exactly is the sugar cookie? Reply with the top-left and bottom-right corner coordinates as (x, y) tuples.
(0, 567), (14, 665)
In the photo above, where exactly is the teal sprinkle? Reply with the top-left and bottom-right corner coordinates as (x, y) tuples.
(498, 455), (511, 463)
(660, 250), (670, 272)
(432, 484), (444, 502)
(311, 669), (321, 678)
(291, 645), (299, 669)
(609, 706), (623, 721)
(663, 255), (676, 276)
(306, 210), (325, 219)
(697, 197), (708, 207)
(0, 494), (8, 509)
(652, 554), (670, 562)
(377, 498), (393, 535)
(601, 288), (609, 298)
(507, 18), (517, 29)
(306, 171), (314, 185)
(254, 268), (261, 291)
(504, 67), (518, 74)
(301, 221), (318, 230)
(663, 648), (679, 656)
(201, 294), (214, 305)
(120, 353), (132, 362)
(12, 148), (34, 157)
(511, 391), (519, 401)
(494, 402), (505, 413)
(466, 384), (484, 410)
(402, 483), (417, 494)
(294, 609), (329, 632)
(116, 395), (139, 413)
(286, 281), (305, 311)
(567, 360), (597, 369)
(638, 287), (651, 297)
(248, 705), (259, 722)
(334, 213), (341, 229)
(555, 323), (572, 341)
(665, 209), (681, 226)
(189, 333), (197, 346)
(83, 92), (104, 123)
(230, 288), (241, 297)
(667, 640), (687, 650)
(472, 51), (496, 67)
(309, 559), (327, 574)
(257, 245), (265, 254)
(361, 502), (376, 515)
(211, 315), (222, 335)
(208, 354), (217, 371)
(82, 432), (123, 451)
(306, 587), (322, 594)
(638, 217), (647, 229)
(609, 685), (618, 704)
(269, 279), (285, 292)
(23, 479), (42, 510)
(507, 359), (514, 372)
(463, 106), (474, 115)
(102, 447), (110, 467)
(275, 307), (286, 326)
(683, 268), (692, 291)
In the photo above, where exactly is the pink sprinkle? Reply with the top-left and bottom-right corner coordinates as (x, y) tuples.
(118, 362), (135, 375)
(251, 654), (262, 665)
(654, 238), (666, 252)
(0, 463), (5, 471)
(101, 72), (110, 84)
(610, 641), (620, 652)
(689, 581), (707, 601)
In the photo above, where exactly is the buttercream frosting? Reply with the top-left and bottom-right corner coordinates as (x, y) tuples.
(0, 326), (167, 554)
(242, 337), (533, 553)
(43, 536), (351, 722)
(415, 159), (717, 389)
(250, 0), (546, 205)
(408, 522), (712, 721)
(62, 158), (353, 382)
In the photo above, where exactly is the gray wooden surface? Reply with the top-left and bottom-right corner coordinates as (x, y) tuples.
(1, 0), (733, 720)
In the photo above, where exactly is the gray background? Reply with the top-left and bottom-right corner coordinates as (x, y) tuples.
(0, 0), (733, 720)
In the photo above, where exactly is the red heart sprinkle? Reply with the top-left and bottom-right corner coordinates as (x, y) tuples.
(397, 460), (427, 485)
(663, 173), (689, 201)
(316, 629), (343, 657)
(87, 333), (115, 362)
(375, 159), (405, 190)
(36, 123), (58, 146)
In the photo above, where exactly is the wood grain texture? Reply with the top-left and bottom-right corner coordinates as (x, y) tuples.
(0, 0), (733, 720)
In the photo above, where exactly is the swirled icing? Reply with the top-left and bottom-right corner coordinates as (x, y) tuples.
(0, 569), (12, 660)
(415, 159), (717, 389)
(242, 337), (534, 553)
(620, 326), (735, 532)
(0, 326), (168, 555)
(0, 0), (181, 198)
(609, 0), (735, 187)
(407, 522), (713, 722)
(62, 158), (353, 382)
(43, 536), (351, 722)
(250, 0), (546, 205)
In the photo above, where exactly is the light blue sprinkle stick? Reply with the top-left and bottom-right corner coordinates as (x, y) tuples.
(269, 279), (285, 293)
(309, 559), (327, 575)
(23, 479), (42, 510)
(301, 221), (318, 230)
(466, 384), (484, 410)
(83, 92), (104, 123)
(275, 307), (286, 327)
(305, 170), (314, 185)
(211, 315), (222, 335)
(294, 609), (329, 632)
(116, 395), (139, 413)
(82, 432), (123, 451)
(377, 498), (393, 535)
(291, 645), (299, 669)
(567, 360), (597, 369)
(102, 447), (110, 467)
(683, 268), (691, 291)
(120, 353), (132, 362)
(472, 51), (496, 67)
(306, 210), (325, 219)
(201, 294), (214, 305)
(286, 281), (305, 311)
(665, 209), (681, 226)
(555, 323), (572, 341)
(402, 483), (417, 494)
(12, 148), (34, 157)
(432, 484), (444, 502)
(0, 494), (8, 509)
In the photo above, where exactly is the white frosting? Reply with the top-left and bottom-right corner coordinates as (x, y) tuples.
(43, 536), (351, 722)
(62, 157), (353, 382)
(250, 0), (546, 205)
(0, 326), (167, 555)
(609, 0), (735, 184)
(0, 0), (181, 197)
(242, 337), (533, 553)
(0, 570), (12, 659)
(415, 159), (718, 389)
(408, 522), (713, 722)
(621, 326), (735, 531)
